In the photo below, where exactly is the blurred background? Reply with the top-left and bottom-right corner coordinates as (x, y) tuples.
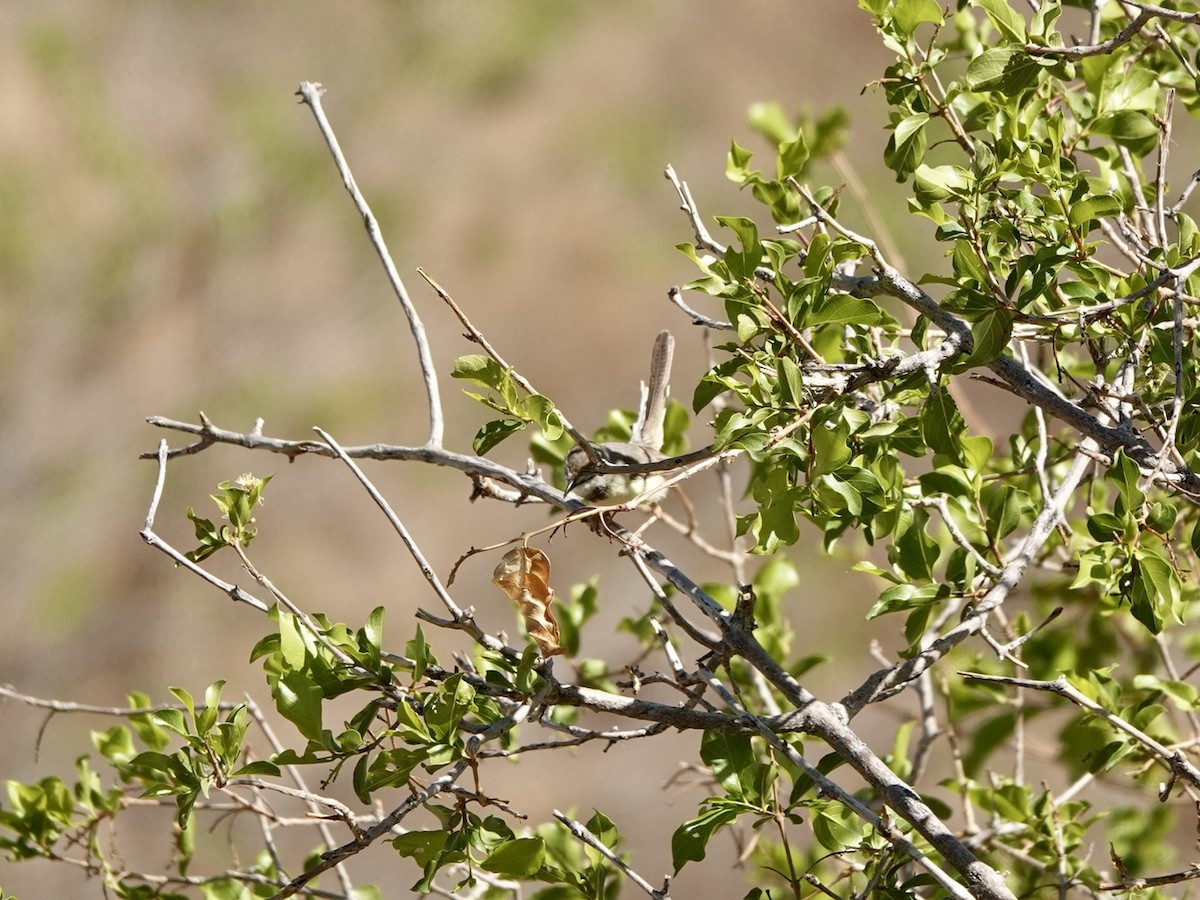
(0, 3), (919, 896)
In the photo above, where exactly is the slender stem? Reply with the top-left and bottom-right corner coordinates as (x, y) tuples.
(295, 82), (444, 448)
(553, 811), (671, 900)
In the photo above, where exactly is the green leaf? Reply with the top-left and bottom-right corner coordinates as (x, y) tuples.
(584, 809), (619, 849)
(231, 760), (281, 778)
(184, 509), (224, 563)
(777, 133), (809, 180)
(964, 49), (1042, 95)
(811, 418), (852, 477)
(406, 625), (435, 682)
(671, 804), (739, 872)
(1087, 511), (1129, 543)
(977, 0), (1026, 42)
(1100, 67), (1159, 114)
(983, 484), (1026, 542)
(885, 113), (928, 180)
(808, 294), (883, 325)
(1105, 450), (1144, 514)
(169, 686), (197, 722)
(1133, 547), (1183, 626)
(716, 216), (762, 280)
(199, 681), (226, 735)
(867, 582), (944, 618)
(482, 837), (546, 876)
(893, 0), (943, 36)
(452, 354), (507, 391)
(1133, 675), (1200, 710)
(200, 877), (250, 900)
(700, 731), (756, 797)
(913, 164), (975, 206)
(1090, 110), (1159, 151)
(153, 708), (189, 739)
(952, 239), (988, 283)
(473, 418), (526, 455)
(810, 800), (864, 852)
(274, 671), (324, 742)
(1069, 194), (1122, 229)
(815, 472), (863, 518)
(522, 394), (565, 441)
(754, 554), (800, 601)
(778, 355), (804, 407)
(424, 673), (475, 738)
(92, 725), (137, 766)
(363, 606), (384, 652)
(748, 101), (794, 145)
(920, 389), (966, 463)
(1127, 569), (1162, 635)
(392, 830), (448, 867)
(278, 611), (309, 671)
(965, 309), (1013, 366)
(726, 140), (757, 185)
(1145, 500), (1176, 533)
(960, 435), (994, 474)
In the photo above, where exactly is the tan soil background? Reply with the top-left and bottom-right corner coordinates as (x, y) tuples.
(0, 4), (927, 897)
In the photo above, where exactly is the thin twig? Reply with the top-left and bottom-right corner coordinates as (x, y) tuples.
(295, 82), (444, 448)
(960, 672), (1200, 794)
(667, 285), (732, 330)
(243, 696), (356, 892)
(0, 684), (242, 717)
(1099, 863), (1200, 891)
(314, 427), (509, 656)
(139, 439), (271, 613)
(913, 495), (1002, 577)
(553, 811), (671, 900)
(1025, 9), (1155, 59)
(417, 266), (590, 448)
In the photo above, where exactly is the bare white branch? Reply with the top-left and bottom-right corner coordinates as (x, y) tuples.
(295, 82), (444, 448)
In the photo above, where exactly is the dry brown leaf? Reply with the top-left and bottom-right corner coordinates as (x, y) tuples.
(492, 546), (563, 657)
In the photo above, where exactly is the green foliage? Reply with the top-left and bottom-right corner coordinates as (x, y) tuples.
(11, 3), (1200, 897)
(395, 809), (624, 898)
(452, 354), (565, 454)
(184, 473), (272, 563)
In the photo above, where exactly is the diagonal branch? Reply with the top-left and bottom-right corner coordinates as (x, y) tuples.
(696, 663), (976, 900)
(270, 694), (535, 899)
(842, 446), (1094, 715)
(553, 811), (671, 900)
(295, 82), (444, 448)
(614, 527), (1018, 900)
(960, 671), (1200, 794)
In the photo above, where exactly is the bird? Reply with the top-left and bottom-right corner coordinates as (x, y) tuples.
(564, 330), (675, 507)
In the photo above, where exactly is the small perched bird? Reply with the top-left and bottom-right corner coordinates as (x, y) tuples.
(564, 330), (674, 507)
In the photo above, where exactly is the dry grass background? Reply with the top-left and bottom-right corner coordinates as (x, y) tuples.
(0, 4), (924, 896)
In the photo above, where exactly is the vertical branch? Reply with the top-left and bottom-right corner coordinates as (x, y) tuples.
(295, 81), (445, 448)
(1154, 88), (1174, 247)
(1157, 91), (1185, 472)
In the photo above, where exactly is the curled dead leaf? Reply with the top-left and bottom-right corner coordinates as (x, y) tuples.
(492, 546), (563, 657)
